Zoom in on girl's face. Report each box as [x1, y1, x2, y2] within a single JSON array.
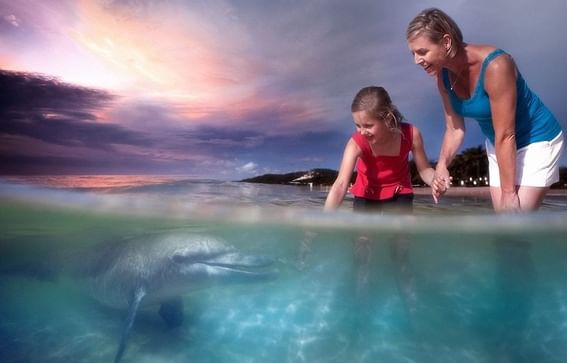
[[352, 111, 390, 145], [407, 34, 448, 76]]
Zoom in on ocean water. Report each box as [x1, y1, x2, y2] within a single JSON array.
[[1, 176, 567, 363]]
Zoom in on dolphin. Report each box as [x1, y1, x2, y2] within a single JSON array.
[[87, 234, 277, 363], [6, 233, 277, 363]]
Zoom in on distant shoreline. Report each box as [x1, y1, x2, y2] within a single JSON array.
[[412, 186, 489, 198], [412, 186, 567, 197]]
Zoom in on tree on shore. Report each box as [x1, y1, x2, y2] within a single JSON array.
[[410, 145, 488, 186], [554, 167, 567, 189], [447, 145, 488, 186]]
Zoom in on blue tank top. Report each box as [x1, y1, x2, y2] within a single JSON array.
[[442, 49, 562, 148]]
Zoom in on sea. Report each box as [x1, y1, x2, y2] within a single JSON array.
[[1, 175, 567, 363]]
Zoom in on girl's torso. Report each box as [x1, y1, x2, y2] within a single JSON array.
[[350, 122, 414, 201]]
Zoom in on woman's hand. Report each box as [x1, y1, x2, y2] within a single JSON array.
[[497, 191, 521, 213], [431, 167, 451, 204]]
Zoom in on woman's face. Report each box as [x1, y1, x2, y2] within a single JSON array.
[[408, 34, 448, 77], [352, 111, 390, 145]]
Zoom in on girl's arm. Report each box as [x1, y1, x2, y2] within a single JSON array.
[[324, 138, 360, 210], [411, 125, 434, 186], [484, 54, 519, 212], [411, 125, 448, 203]]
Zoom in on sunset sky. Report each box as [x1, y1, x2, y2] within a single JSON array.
[[1, 0, 566, 179]]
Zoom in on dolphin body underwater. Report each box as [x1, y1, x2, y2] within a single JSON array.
[[9, 233, 277, 363]]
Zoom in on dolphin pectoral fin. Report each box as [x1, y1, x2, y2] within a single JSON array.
[[114, 286, 146, 363], [159, 296, 184, 328]]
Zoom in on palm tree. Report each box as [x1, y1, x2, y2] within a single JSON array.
[[410, 145, 487, 186], [552, 167, 567, 189], [448, 145, 488, 186]]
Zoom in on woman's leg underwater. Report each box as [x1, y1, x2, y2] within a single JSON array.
[[490, 186, 549, 211]]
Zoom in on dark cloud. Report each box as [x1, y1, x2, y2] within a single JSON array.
[[0, 69, 112, 111], [0, 70, 168, 174], [0, 69, 154, 152], [0, 115, 154, 150]]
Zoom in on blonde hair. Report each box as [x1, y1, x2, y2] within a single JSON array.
[[406, 8, 463, 58], [351, 86, 403, 131]]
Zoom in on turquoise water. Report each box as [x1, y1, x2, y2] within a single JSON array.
[[1, 177, 567, 362]]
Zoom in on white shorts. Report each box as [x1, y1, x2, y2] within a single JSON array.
[[486, 132, 564, 187]]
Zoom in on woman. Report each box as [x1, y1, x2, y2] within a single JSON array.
[[406, 8, 564, 212]]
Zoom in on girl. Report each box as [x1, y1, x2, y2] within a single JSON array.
[[324, 86, 441, 212]]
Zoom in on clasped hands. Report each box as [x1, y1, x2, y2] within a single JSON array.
[[431, 171, 452, 204]]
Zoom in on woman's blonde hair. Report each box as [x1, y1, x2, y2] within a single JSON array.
[[406, 8, 463, 58], [351, 86, 403, 131]]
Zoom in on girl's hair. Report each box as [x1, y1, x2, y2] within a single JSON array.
[[351, 86, 403, 131], [406, 8, 463, 58]]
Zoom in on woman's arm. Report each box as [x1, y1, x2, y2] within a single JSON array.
[[435, 74, 466, 176], [324, 138, 360, 210], [431, 74, 465, 200], [484, 54, 519, 211]]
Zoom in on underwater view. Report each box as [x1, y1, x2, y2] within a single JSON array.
[[1, 176, 567, 363]]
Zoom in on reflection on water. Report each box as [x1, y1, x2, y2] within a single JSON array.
[[1, 182, 567, 362]]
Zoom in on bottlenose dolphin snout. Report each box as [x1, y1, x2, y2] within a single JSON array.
[[175, 249, 277, 281]]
